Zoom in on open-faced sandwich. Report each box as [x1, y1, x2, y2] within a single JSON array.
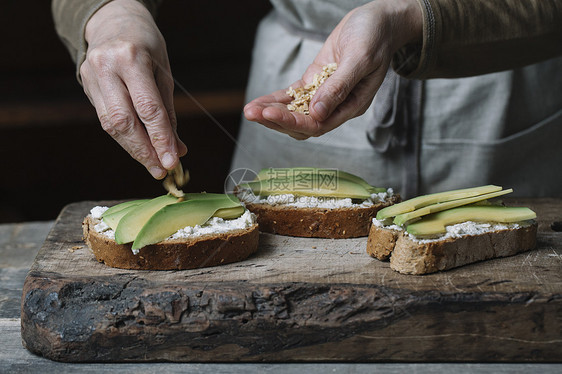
[[83, 193, 259, 270], [367, 185, 537, 275], [235, 167, 401, 238]]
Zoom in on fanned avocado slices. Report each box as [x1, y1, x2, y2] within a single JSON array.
[[254, 167, 387, 194], [406, 206, 537, 237], [376, 185, 504, 221], [103, 201, 148, 231], [392, 189, 513, 226], [114, 195, 181, 244], [132, 197, 245, 251], [102, 199, 148, 218], [242, 176, 371, 200], [373, 185, 536, 238]]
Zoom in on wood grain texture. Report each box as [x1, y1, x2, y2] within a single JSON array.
[[20, 199, 562, 362], [5, 320, 562, 374]]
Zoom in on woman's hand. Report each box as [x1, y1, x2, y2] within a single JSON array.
[[81, 0, 187, 179], [244, 0, 422, 140]]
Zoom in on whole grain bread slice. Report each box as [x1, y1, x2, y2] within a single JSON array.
[[83, 216, 259, 270], [367, 223, 537, 275], [245, 195, 400, 239]]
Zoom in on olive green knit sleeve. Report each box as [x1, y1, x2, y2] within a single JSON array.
[[51, 0, 162, 83], [393, 0, 562, 79]]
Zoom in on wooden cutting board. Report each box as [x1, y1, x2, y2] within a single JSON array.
[[21, 199, 562, 362]]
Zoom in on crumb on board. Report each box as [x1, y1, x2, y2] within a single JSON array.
[[286, 63, 337, 115], [68, 246, 83, 253]]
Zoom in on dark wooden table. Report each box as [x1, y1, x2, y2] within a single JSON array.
[[2, 199, 562, 372]]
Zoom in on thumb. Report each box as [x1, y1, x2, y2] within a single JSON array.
[[309, 60, 365, 122]]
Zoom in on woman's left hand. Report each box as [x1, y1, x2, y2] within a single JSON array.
[[244, 0, 422, 140]]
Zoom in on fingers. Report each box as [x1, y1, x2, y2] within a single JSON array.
[[81, 46, 183, 179], [122, 59, 180, 170], [245, 102, 309, 140], [244, 92, 316, 140], [308, 57, 372, 122], [96, 70, 168, 179], [155, 67, 188, 158], [80, 0, 183, 180], [244, 65, 386, 139], [313, 68, 388, 135]]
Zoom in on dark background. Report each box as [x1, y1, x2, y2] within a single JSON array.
[[0, 0, 272, 223]]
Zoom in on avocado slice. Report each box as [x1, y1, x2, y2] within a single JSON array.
[[376, 185, 504, 221], [115, 194, 180, 244], [255, 167, 386, 194], [406, 205, 536, 237], [102, 195, 234, 230], [241, 176, 371, 200], [131, 198, 245, 251], [102, 203, 146, 231], [214, 206, 246, 219], [393, 188, 513, 226], [183, 192, 238, 201], [101, 199, 148, 218]]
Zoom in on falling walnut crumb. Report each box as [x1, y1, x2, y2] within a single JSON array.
[[68, 246, 83, 253], [163, 162, 190, 198], [286, 63, 337, 115]]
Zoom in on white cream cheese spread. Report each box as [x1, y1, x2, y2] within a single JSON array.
[[372, 217, 530, 243], [89, 206, 256, 242], [169, 210, 255, 239], [237, 188, 394, 209]]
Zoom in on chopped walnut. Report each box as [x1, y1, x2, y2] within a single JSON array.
[[286, 63, 337, 115], [163, 162, 190, 198]]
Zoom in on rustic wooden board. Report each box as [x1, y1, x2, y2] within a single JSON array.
[[21, 199, 562, 362]]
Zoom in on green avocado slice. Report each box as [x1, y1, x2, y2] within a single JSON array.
[[241, 176, 371, 200], [102, 203, 147, 231], [405, 205, 536, 237], [255, 167, 386, 194], [183, 193, 239, 201], [131, 198, 245, 251], [102, 195, 233, 230], [393, 188, 513, 226], [115, 194, 180, 244], [376, 185, 504, 221], [214, 206, 246, 219], [101, 199, 149, 219]]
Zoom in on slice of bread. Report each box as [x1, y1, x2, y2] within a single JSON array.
[[367, 222, 537, 275], [244, 195, 401, 238], [83, 216, 259, 270]]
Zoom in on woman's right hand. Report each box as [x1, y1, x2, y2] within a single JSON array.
[[81, 0, 187, 179]]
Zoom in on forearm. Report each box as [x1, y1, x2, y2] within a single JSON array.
[[51, 0, 162, 83], [394, 0, 562, 78]]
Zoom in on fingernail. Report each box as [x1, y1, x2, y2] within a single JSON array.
[[149, 166, 165, 179], [162, 152, 175, 169], [313, 101, 328, 120]]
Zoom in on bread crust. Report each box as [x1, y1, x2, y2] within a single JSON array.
[[367, 222, 538, 275], [366, 225, 402, 260], [244, 195, 401, 238], [82, 216, 259, 270]]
